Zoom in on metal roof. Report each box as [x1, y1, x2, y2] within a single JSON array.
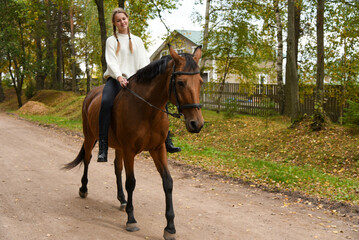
[[176, 30, 203, 45]]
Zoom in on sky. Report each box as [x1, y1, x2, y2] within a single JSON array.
[[146, 0, 206, 55]]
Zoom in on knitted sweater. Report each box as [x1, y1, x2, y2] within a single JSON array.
[[103, 33, 150, 80]]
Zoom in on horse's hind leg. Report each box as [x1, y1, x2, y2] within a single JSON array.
[[123, 152, 139, 232], [114, 149, 127, 211], [150, 147, 176, 240], [79, 138, 96, 198]]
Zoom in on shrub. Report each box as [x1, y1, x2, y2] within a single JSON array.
[[343, 99, 359, 128], [25, 81, 36, 100]]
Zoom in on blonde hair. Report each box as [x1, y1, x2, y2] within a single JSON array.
[[112, 8, 133, 54]]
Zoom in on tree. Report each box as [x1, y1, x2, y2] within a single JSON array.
[[199, 0, 211, 73], [273, 0, 285, 114], [118, 0, 125, 8], [311, 0, 325, 131], [0, 0, 31, 107], [94, 0, 107, 81], [0, 72, 4, 102], [30, 0, 48, 90], [45, 0, 57, 88], [70, 0, 77, 92], [285, 0, 300, 121], [55, 3, 64, 90]]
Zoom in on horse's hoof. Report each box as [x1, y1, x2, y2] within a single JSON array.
[[163, 230, 176, 240], [79, 189, 88, 198], [119, 203, 127, 212], [126, 223, 140, 232]]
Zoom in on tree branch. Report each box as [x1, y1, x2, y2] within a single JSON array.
[[150, 0, 171, 33]]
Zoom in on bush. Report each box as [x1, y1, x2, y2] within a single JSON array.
[[224, 98, 240, 118], [343, 99, 359, 128], [25, 81, 36, 100]]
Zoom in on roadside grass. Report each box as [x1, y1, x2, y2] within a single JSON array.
[[1, 89, 358, 204], [169, 109, 359, 204], [18, 114, 83, 132]]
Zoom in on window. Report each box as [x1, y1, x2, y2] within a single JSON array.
[[160, 50, 169, 58], [175, 49, 184, 54]]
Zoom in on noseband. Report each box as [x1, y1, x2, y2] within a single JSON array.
[[169, 65, 203, 117]]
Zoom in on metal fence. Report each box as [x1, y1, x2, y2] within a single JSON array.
[[200, 83, 351, 122]]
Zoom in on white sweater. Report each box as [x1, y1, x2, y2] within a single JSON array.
[[103, 33, 150, 80]]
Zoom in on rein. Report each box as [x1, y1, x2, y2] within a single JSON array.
[[124, 64, 202, 119], [124, 86, 182, 118]]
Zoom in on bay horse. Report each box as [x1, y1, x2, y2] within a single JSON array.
[[64, 45, 204, 240]]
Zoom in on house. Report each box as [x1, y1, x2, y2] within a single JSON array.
[[150, 30, 215, 83], [150, 30, 275, 84]]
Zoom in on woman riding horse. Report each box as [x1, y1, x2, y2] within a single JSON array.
[[98, 8, 180, 162]]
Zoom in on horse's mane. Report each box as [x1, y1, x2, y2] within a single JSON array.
[[131, 53, 199, 84]]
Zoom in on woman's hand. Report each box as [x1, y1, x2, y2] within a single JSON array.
[[117, 76, 128, 87]]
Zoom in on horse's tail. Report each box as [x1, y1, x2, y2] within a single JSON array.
[[62, 144, 85, 170]]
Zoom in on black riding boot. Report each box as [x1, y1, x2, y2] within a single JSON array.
[[165, 131, 181, 153], [98, 139, 108, 162]]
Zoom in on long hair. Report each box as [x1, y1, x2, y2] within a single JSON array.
[[112, 8, 133, 54]]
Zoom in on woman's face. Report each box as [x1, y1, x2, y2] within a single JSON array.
[[114, 12, 129, 34]]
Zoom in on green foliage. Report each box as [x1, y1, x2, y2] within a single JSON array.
[[201, 0, 274, 84], [343, 99, 359, 128], [25, 80, 36, 100], [224, 98, 240, 118]]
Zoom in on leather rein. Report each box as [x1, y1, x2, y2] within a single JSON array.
[[124, 64, 202, 119]]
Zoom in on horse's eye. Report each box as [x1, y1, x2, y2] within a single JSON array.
[[177, 81, 185, 87]]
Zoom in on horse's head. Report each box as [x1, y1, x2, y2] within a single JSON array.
[[168, 45, 205, 133]]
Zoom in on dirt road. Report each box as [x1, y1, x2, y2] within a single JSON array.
[[0, 112, 358, 240]]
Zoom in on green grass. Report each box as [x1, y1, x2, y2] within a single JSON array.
[[18, 114, 83, 132], [173, 139, 359, 203], [169, 109, 359, 204]]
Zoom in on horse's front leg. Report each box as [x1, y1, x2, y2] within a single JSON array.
[[114, 149, 127, 211], [150, 146, 176, 240], [123, 151, 139, 232]]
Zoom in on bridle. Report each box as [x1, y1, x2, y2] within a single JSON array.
[[124, 63, 202, 119], [169, 64, 202, 117]]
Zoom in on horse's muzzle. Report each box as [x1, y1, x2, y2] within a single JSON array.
[[186, 119, 204, 133]]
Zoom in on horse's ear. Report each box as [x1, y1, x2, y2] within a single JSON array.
[[168, 44, 183, 64], [193, 45, 202, 64]]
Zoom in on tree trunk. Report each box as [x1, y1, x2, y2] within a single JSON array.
[[274, 0, 284, 114], [285, 0, 299, 121], [70, 2, 77, 92], [118, 0, 125, 8], [199, 0, 210, 74], [7, 53, 23, 108], [311, 0, 325, 131], [35, 33, 45, 90], [94, 0, 107, 82], [55, 4, 63, 90], [0, 72, 5, 102], [85, 49, 91, 94], [294, 0, 302, 66], [216, 53, 231, 113], [45, 0, 56, 88]]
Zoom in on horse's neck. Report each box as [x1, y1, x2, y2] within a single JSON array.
[[132, 66, 172, 108]]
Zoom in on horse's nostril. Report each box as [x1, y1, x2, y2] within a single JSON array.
[[190, 121, 197, 129]]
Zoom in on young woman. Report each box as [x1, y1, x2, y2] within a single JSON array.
[[98, 8, 180, 162]]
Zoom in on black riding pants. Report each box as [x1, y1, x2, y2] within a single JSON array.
[[99, 77, 123, 140]]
